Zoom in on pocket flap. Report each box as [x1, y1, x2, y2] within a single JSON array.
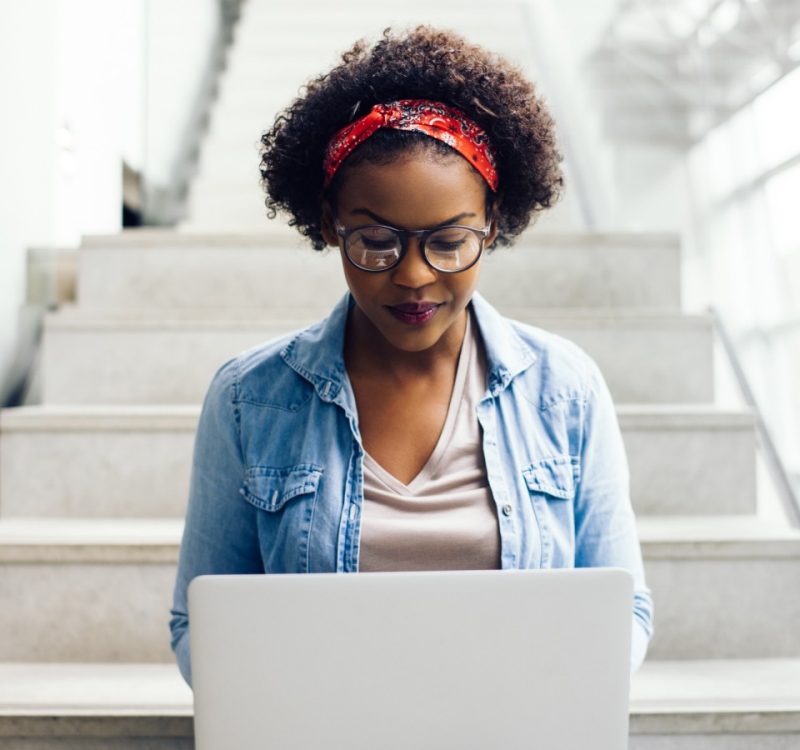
[[522, 456, 578, 500], [241, 464, 323, 511]]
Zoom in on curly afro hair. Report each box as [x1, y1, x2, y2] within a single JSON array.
[[259, 25, 563, 250]]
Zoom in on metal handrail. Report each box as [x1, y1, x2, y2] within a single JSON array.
[[709, 305, 800, 527]]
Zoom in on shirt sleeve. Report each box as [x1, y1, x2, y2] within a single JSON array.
[[573, 357, 654, 674], [168, 358, 264, 688]]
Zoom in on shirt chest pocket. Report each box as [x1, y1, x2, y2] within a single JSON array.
[[241, 464, 323, 511], [522, 456, 579, 568], [239, 465, 324, 573]]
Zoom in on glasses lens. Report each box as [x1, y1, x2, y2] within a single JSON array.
[[345, 227, 401, 270], [425, 227, 482, 271]]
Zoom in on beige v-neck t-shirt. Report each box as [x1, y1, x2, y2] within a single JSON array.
[[358, 310, 502, 572]]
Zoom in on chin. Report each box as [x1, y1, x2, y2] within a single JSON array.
[[380, 326, 445, 353]]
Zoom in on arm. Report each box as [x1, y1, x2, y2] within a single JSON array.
[[169, 358, 264, 688], [573, 357, 654, 674]]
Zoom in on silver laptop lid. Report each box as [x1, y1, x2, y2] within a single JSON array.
[[189, 568, 633, 750]]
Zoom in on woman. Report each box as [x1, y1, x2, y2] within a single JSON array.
[[169, 25, 653, 687]]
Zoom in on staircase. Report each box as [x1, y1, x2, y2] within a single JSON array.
[[2, 1, 800, 748], [3, 226, 800, 747]]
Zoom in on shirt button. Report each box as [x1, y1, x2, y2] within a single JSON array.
[[502, 504, 513, 517]]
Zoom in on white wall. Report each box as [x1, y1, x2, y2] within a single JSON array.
[[0, 1, 61, 395], [686, 69, 800, 471], [143, 0, 220, 190], [53, 0, 145, 245], [525, 0, 622, 231], [0, 0, 222, 402], [529, 0, 692, 239]]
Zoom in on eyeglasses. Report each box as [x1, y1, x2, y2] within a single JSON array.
[[333, 218, 492, 273]]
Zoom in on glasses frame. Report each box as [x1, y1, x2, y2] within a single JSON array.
[[333, 218, 493, 274]]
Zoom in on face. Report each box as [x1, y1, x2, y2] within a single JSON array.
[[320, 150, 498, 355]]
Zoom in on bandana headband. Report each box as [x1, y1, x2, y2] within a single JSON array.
[[323, 99, 499, 192]]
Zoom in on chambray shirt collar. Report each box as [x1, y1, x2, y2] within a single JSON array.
[[469, 290, 538, 395], [280, 290, 538, 403], [279, 292, 354, 405]]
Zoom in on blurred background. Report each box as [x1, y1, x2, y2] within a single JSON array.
[[2, 0, 799, 487]]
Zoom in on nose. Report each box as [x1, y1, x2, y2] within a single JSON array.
[[390, 237, 437, 289]]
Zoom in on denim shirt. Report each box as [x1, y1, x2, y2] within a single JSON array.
[[169, 291, 654, 687]]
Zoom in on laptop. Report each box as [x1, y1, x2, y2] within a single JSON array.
[[188, 568, 633, 749]]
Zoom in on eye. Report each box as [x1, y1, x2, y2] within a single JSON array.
[[429, 238, 467, 252], [428, 228, 472, 253], [361, 236, 398, 250], [352, 227, 398, 251]]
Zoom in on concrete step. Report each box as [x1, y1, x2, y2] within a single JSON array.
[[628, 658, 800, 747], [175, 197, 281, 231], [221, 48, 342, 79], [230, 30, 531, 63], [211, 77, 326, 110], [0, 406, 195, 519], [221, 35, 531, 75], [0, 663, 194, 749], [200, 110, 282, 144], [238, 4, 522, 24], [191, 129, 269, 170], [193, 139, 268, 174], [214, 45, 528, 105], [192, 130, 266, 163], [41, 308, 713, 405], [227, 58, 560, 101], [179, 191, 279, 232], [0, 404, 756, 519], [77, 230, 682, 312], [639, 515, 800, 659], [193, 122, 288, 158], [182, 194, 578, 232], [0, 518, 180, 662], [179, 204, 294, 232], [1, 516, 799, 662], [192, 97, 303, 124], [242, 0, 518, 10], [231, 13, 529, 42], [186, 172, 273, 196], [1, 659, 798, 748]]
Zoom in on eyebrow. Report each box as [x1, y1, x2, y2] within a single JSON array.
[[348, 208, 477, 228]]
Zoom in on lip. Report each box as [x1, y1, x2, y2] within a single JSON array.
[[386, 302, 442, 325]]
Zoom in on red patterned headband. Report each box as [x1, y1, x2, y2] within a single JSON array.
[[323, 99, 499, 191]]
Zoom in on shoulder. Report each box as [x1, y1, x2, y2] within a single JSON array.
[[504, 316, 600, 408], [508, 317, 597, 380], [471, 293, 602, 409], [204, 325, 319, 411]]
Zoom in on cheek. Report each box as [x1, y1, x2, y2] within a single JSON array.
[[449, 269, 480, 301], [342, 264, 383, 303]]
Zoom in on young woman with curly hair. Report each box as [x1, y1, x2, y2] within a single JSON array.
[[170, 24, 653, 689]]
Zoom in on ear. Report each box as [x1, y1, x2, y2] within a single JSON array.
[[320, 200, 339, 247], [485, 197, 501, 246]]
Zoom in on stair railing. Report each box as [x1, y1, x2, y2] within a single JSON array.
[[142, 0, 245, 225], [710, 305, 800, 527]]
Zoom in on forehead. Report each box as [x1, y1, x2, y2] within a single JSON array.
[[333, 151, 488, 228]]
